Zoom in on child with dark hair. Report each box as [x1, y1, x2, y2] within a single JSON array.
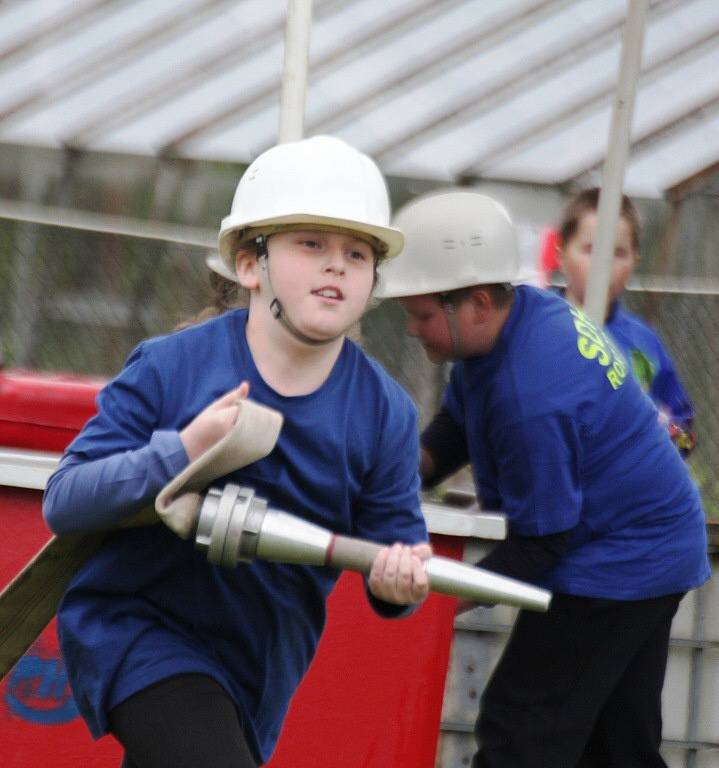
[[557, 187, 696, 456]]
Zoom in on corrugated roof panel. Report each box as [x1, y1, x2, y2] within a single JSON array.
[[183, 0, 514, 160], [0, 0, 196, 111], [90, 0, 421, 155], [182, 102, 282, 162], [475, 0, 719, 188], [334, 0, 618, 158], [0, 0, 717, 196], [0, 0, 101, 52], [626, 110, 719, 196], [0, 0, 286, 150], [380, 9, 627, 178], [569, 41, 719, 186], [456, 3, 719, 180]]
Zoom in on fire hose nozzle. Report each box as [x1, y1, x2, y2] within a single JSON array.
[[194, 483, 551, 612]]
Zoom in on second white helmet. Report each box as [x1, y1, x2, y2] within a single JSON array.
[[375, 189, 521, 299], [218, 135, 403, 271]]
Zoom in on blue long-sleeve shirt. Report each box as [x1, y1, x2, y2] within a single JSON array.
[[441, 287, 708, 600], [606, 300, 696, 454], [43, 309, 427, 762]]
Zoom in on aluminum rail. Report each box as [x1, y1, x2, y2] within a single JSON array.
[[0, 446, 506, 540]]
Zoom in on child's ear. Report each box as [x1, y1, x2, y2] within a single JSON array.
[[469, 287, 492, 323], [235, 250, 260, 290]]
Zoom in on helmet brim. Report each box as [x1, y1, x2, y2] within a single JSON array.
[[206, 253, 239, 282], [218, 213, 404, 270], [375, 268, 542, 299]]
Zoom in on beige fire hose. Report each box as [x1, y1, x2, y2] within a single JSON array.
[[155, 400, 283, 537], [0, 399, 283, 680]]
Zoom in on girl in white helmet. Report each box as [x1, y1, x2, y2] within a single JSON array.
[[377, 188, 709, 768], [43, 136, 430, 768]]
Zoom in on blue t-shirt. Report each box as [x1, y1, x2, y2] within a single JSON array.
[[442, 286, 709, 600], [44, 309, 426, 762], [607, 300, 694, 430]]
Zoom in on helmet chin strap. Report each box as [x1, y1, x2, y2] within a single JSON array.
[[255, 235, 343, 347], [439, 293, 464, 359]]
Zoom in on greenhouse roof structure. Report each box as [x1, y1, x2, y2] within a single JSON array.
[[1, 0, 718, 198]]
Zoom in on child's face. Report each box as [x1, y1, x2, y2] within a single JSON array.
[[559, 211, 638, 307], [264, 228, 375, 340], [400, 294, 451, 363]]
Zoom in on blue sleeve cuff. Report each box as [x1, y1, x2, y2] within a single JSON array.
[[44, 431, 191, 535], [148, 430, 190, 481]]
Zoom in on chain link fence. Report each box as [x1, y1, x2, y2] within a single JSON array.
[[625, 289, 719, 517], [0, 219, 230, 374], [0, 206, 716, 516]]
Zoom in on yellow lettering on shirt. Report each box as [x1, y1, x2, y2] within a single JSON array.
[[577, 336, 610, 366], [568, 306, 627, 389]]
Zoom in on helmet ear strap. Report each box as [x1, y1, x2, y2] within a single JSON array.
[[439, 292, 463, 358], [255, 235, 341, 348]]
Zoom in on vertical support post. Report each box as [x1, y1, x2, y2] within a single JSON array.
[[584, 0, 649, 325], [278, 0, 314, 143], [684, 585, 706, 768]]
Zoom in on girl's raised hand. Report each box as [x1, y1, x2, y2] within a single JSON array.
[[180, 382, 250, 462]]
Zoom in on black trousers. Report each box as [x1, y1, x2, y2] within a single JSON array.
[[473, 592, 683, 768], [109, 674, 259, 768]]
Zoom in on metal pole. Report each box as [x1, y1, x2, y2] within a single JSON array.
[[584, 0, 649, 325], [684, 586, 707, 768], [278, 0, 313, 143]]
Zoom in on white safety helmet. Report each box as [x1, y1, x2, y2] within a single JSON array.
[[375, 189, 521, 299], [218, 135, 403, 271], [206, 252, 238, 282]]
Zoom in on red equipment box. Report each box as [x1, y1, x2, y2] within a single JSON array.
[[0, 370, 458, 768]]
